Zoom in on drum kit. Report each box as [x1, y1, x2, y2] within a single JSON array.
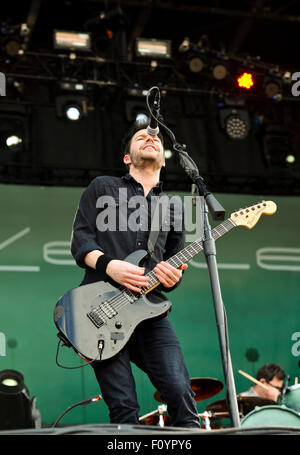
[[139, 374, 300, 430]]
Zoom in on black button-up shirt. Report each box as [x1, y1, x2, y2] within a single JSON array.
[[71, 173, 185, 303]]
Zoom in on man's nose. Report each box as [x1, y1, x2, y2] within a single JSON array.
[[145, 135, 155, 142]]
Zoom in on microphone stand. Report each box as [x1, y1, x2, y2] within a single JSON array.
[[170, 139, 241, 427], [145, 85, 240, 427]]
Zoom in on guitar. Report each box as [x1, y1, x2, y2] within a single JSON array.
[[54, 201, 277, 363]]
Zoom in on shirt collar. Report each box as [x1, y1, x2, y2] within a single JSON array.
[[121, 173, 163, 194]]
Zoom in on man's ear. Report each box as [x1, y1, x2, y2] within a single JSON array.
[[123, 154, 131, 165]]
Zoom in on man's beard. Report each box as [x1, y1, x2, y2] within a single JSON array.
[[130, 152, 163, 170]]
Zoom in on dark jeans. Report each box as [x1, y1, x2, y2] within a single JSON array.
[[92, 315, 200, 428]]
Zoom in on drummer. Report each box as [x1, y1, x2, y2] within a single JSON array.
[[239, 363, 286, 402]]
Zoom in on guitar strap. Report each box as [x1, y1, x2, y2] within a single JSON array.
[[147, 193, 170, 257]]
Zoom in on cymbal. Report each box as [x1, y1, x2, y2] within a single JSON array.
[[206, 395, 276, 416], [154, 377, 224, 403]]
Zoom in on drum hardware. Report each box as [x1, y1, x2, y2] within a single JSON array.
[[139, 404, 169, 427], [154, 377, 224, 404], [206, 396, 276, 417], [157, 404, 168, 427], [198, 411, 212, 430]]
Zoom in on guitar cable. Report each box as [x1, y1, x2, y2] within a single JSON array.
[[55, 339, 100, 370]]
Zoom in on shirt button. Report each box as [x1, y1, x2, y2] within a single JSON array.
[[138, 242, 142, 246]]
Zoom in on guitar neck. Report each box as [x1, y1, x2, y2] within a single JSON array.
[[144, 217, 237, 293]]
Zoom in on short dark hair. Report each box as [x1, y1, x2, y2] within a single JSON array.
[[256, 363, 286, 382], [122, 121, 164, 157]]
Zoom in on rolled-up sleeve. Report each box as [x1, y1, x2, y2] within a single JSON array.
[[71, 179, 104, 268]]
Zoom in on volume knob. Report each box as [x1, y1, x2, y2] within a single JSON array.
[[115, 321, 122, 329]]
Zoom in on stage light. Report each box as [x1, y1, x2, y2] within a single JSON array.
[[0, 117, 25, 153], [178, 37, 190, 53], [65, 105, 81, 121], [6, 135, 23, 149], [53, 30, 91, 52], [212, 63, 228, 80], [55, 95, 88, 121], [264, 78, 281, 99], [135, 112, 149, 124], [286, 154, 295, 164], [3, 38, 21, 57], [219, 108, 250, 140], [188, 56, 206, 73], [0, 370, 37, 430], [164, 149, 173, 159], [237, 72, 254, 90], [135, 38, 171, 59]]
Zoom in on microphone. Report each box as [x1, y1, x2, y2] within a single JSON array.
[[146, 89, 161, 136]]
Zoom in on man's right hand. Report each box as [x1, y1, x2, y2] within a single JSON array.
[[106, 260, 150, 293]]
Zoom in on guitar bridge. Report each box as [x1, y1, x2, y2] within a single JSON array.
[[87, 311, 105, 328]]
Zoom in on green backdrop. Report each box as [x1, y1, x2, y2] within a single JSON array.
[[0, 183, 299, 426]]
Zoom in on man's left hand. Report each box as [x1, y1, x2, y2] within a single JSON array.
[[154, 261, 188, 288]]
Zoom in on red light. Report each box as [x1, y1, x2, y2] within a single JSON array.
[[237, 72, 254, 89]]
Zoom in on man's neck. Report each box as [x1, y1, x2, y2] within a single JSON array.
[[129, 167, 160, 195]]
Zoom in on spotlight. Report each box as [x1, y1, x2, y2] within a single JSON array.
[[0, 369, 38, 430], [220, 108, 250, 140], [135, 112, 149, 124], [0, 116, 25, 153], [264, 78, 281, 99], [212, 63, 228, 80], [3, 38, 21, 57], [178, 37, 190, 53], [65, 105, 81, 121], [55, 95, 88, 121], [135, 38, 171, 59], [6, 134, 22, 149], [125, 100, 149, 122], [237, 72, 254, 90], [188, 56, 206, 73], [164, 149, 173, 159], [286, 154, 295, 164], [53, 30, 91, 52]]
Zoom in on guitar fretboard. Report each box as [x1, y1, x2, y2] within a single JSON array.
[[141, 217, 236, 293]]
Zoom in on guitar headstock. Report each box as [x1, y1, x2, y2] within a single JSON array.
[[230, 201, 277, 229]]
